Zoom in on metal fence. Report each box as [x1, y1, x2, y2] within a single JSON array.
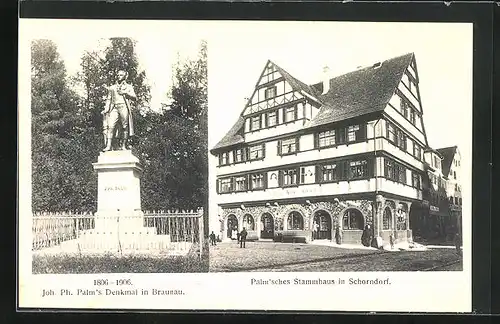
[[32, 209, 205, 256]]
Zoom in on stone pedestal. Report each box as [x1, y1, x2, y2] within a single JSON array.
[[84, 150, 170, 253]]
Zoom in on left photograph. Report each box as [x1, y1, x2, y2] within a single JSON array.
[[29, 36, 209, 273]]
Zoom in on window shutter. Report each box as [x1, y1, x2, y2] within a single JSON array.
[[231, 177, 236, 192], [278, 170, 283, 187], [295, 137, 300, 152], [360, 123, 367, 141], [216, 179, 220, 194], [281, 108, 285, 124], [315, 165, 321, 183], [277, 140, 282, 155], [245, 147, 249, 161], [263, 172, 268, 189], [314, 133, 319, 149], [369, 158, 375, 177], [262, 143, 266, 158], [246, 174, 250, 191], [218, 154, 222, 166]]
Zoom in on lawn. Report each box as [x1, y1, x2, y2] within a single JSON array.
[[33, 243, 210, 274], [209, 241, 462, 272]]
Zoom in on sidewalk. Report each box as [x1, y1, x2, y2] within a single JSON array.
[[308, 239, 377, 251]]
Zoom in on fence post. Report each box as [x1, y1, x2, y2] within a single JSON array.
[[198, 207, 204, 259]]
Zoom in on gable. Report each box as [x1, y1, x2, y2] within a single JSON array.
[[243, 61, 320, 116]]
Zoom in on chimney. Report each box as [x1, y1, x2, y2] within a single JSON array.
[[322, 66, 330, 94]]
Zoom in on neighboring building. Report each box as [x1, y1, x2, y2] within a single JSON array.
[[210, 53, 459, 246], [412, 146, 462, 241]]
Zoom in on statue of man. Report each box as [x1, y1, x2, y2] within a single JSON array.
[[102, 70, 137, 151]]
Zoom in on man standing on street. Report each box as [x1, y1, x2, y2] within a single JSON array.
[[240, 227, 248, 248]]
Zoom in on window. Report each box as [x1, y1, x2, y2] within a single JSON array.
[[449, 196, 454, 203], [243, 214, 255, 231], [284, 105, 297, 122], [382, 207, 392, 230], [409, 109, 416, 125], [400, 100, 409, 119], [397, 129, 407, 150], [235, 176, 247, 192], [320, 163, 338, 182], [251, 115, 261, 131], [387, 123, 397, 143], [349, 160, 369, 179], [385, 159, 406, 184], [454, 171, 457, 180], [267, 110, 278, 127], [265, 86, 276, 99], [318, 130, 336, 148], [248, 144, 264, 160], [219, 152, 229, 166], [343, 209, 364, 230], [233, 148, 245, 163], [279, 137, 299, 155], [347, 125, 361, 142], [281, 168, 298, 186], [287, 211, 304, 230], [219, 178, 232, 193], [459, 198, 462, 206], [412, 171, 421, 189], [413, 143, 422, 160], [454, 197, 459, 205], [300, 167, 307, 184], [250, 173, 265, 190]]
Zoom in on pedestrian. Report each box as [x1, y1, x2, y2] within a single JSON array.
[[236, 231, 241, 243], [240, 227, 248, 248], [389, 231, 395, 250], [335, 225, 342, 245], [209, 231, 216, 246], [454, 232, 462, 255], [312, 221, 319, 241]]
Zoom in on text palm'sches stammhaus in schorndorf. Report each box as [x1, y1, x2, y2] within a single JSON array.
[[209, 53, 462, 246]]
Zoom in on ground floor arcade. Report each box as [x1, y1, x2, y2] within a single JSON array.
[[217, 194, 417, 246]]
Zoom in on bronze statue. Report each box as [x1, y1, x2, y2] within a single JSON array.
[[102, 70, 137, 151]]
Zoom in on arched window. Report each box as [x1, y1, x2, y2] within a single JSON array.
[[343, 209, 364, 230], [287, 211, 304, 230], [243, 214, 255, 231], [382, 207, 392, 230], [396, 203, 408, 230]]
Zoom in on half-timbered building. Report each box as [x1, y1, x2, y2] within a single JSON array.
[[210, 53, 455, 246]]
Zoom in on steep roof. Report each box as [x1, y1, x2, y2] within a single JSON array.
[[436, 146, 457, 177], [305, 53, 413, 128], [211, 53, 414, 152]]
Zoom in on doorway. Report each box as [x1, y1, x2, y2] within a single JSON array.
[[313, 210, 332, 240], [260, 213, 274, 239]]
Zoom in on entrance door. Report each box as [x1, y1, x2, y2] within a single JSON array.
[[227, 215, 238, 240], [260, 213, 274, 239], [313, 211, 332, 240]]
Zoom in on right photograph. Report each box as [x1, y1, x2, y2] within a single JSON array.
[[207, 22, 471, 273]]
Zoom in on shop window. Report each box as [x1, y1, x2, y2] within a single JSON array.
[[343, 209, 364, 230], [287, 211, 304, 230], [243, 214, 255, 231]]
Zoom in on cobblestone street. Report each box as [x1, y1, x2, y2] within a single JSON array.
[[209, 241, 463, 272]]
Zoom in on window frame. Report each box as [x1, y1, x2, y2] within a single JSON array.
[[248, 144, 265, 161], [278, 137, 300, 156]]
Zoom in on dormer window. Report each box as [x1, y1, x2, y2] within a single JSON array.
[[265, 86, 277, 99]]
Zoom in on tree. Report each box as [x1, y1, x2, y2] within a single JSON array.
[[136, 41, 208, 212], [31, 39, 93, 212]]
